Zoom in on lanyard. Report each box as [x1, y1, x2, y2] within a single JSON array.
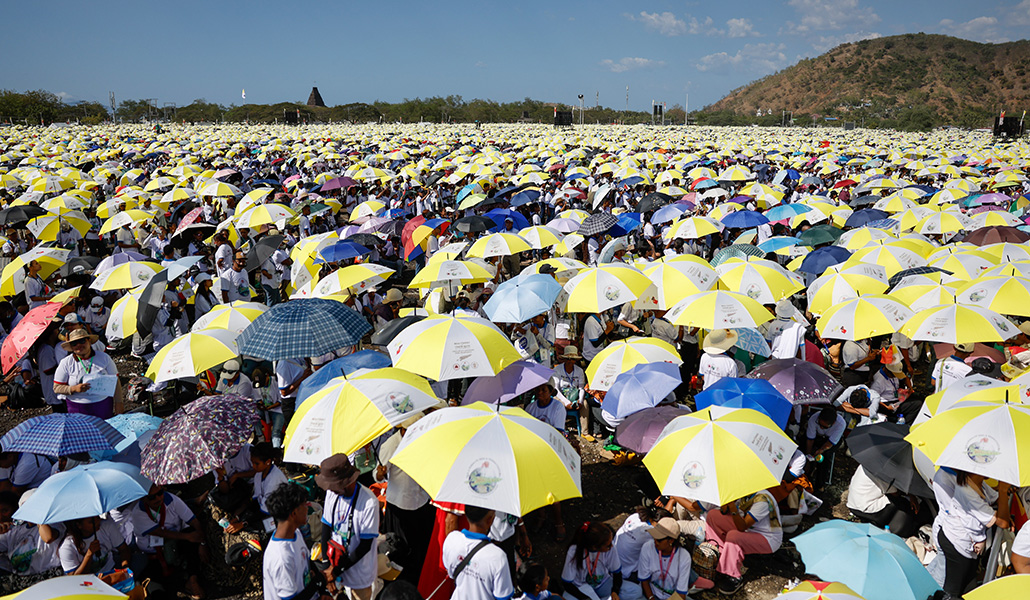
[[585, 552, 601, 578], [656, 548, 675, 586], [331, 486, 360, 544], [75, 354, 94, 375]]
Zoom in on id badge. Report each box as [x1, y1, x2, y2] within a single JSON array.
[[263, 517, 275, 533]]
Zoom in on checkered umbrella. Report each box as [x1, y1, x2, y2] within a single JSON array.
[[141, 394, 258, 484], [0, 414, 124, 457], [577, 212, 618, 237], [236, 298, 371, 360]]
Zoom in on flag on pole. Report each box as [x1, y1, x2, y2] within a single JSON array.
[[242, 89, 246, 100]]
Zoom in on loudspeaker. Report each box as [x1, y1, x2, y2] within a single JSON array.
[[554, 111, 573, 127]]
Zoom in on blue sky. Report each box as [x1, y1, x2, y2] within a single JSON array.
[[6, 0, 1029, 112]]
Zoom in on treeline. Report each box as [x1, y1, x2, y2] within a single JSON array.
[[0, 90, 109, 125]]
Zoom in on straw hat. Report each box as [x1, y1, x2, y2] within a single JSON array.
[[703, 329, 738, 354], [560, 345, 581, 359], [60, 328, 98, 352], [385, 288, 403, 303]]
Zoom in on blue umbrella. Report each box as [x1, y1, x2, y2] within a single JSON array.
[[462, 360, 554, 405], [720, 210, 769, 229], [90, 413, 164, 466], [797, 246, 852, 275], [456, 183, 481, 205], [1, 414, 124, 457], [772, 168, 800, 184], [694, 377, 791, 429], [296, 350, 393, 406], [237, 298, 372, 360], [482, 273, 562, 323], [314, 240, 372, 264], [605, 363, 682, 419], [610, 212, 643, 237], [794, 520, 940, 600], [13, 462, 151, 524], [485, 209, 530, 232], [757, 236, 803, 253], [764, 203, 812, 221], [651, 204, 689, 225], [510, 188, 542, 207], [732, 328, 772, 358], [844, 208, 889, 228]]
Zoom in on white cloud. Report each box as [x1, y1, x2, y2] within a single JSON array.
[[784, 0, 880, 33], [811, 30, 882, 53], [726, 18, 759, 38], [696, 43, 789, 73], [687, 16, 715, 34], [630, 11, 686, 36], [1013, 0, 1030, 25], [938, 16, 1009, 43], [600, 57, 666, 73]]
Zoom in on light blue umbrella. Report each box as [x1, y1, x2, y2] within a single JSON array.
[[757, 236, 803, 253], [13, 462, 151, 524], [296, 349, 393, 406], [605, 362, 682, 419], [731, 327, 771, 357], [794, 520, 940, 600], [481, 273, 562, 323], [764, 203, 812, 221], [651, 204, 689, 225], [90, 413, 164, 466]]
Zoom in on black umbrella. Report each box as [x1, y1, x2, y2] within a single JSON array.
[[247, 235, 284, 271], [0, 206, 46, 226], [637, 192, 674, 214], [136, 270, 170, 337], [370, 315, 426, 346], [168, 223, 216, 249], [849, 194, 880, 208], [345, 233, 381, 247], [578, 212, 618, 237], [58, 256, 102, 277], [452, 215, 496, 234], [846, 422, 933, 498], [887, 266, 953, 289]]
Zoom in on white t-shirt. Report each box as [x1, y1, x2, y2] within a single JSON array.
[[835, 385, 882, 427], [442, 530, 514, 600], [738, 491, 782, 551], [321, 486, 380, 589], [842, 341, 871, 372], [129, 493, 197, 553], [636, 540, 692, 599], [614, 513, 652, 577], [53, 351, 119, 405], [58, 518, 123, 574], [0, 522, 60, 575], [699, 352, 739, 390], [526, 398, 566, 430], [220, 268, 251, 302], [561, 545, 622, 590], [276, 359, 306, 400], [805, 412, 847, 445], [263, 529, 312, 600], [847, 465, 896, 514], [254, 465, 289, 515], [582, 315, 608, 361], [933, 357, 973, 393], [1012, 523, 1030, 559], [933, 469, 997, 559]]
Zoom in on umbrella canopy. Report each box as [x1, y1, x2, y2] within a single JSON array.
[[4, 575, 127, 600], [192, 301, 268, 335], [1, 414, 124, 457], [665, 290, 773, 330], [144, 329, 240, 383], [604, 362, 682, 419], [614, 405, 692, 454], [964, 225, 1030, 246], [295, 350, 393, 405], [389, 402, 582, 516], [899, 303, 1017, 344], [746, 358, 842, 405], [634, 260, 718, 310], [482, 273, 563, 323], [798, 246, 853, 275], [793, 520, 940, 600], [90, 261, 163, 291], [284, 367, 440, 463], [963, 574, 1030, 600], [775, 581, 866, 600], [846, 422, 932, 498], [369, 315, 426, 347], [586, 336, 681, 391], [643, 406, 797, 506], [246, 234, 286, 271], [462, 360, 554, 405], [387, 315, 521, 381], [578, 212, 619, 237], [1, 301, 62, 374], [816, 295, 914, 341], [562, 264, 654, 313], [237, 298, 371, 360], [694, 377, 792, 429], [13, 462, 151, 524], [141, 394, 259, 484]]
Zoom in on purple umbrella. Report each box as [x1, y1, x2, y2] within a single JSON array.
[[605, 363, 682, 419], [746, 358, 842, 405], [615, 405, 691, 453], [461, 361, 554, 405], [320, 176, 356, 191]]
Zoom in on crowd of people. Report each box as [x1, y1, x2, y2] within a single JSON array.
[[0, 122, 1027, 600]]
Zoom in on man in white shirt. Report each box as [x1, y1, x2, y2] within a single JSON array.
[[221, 252, 251, 303], [846, 465, 918, 537], [698, 329, 741, 390], [263, 481, 319, 600], [932, 343, 974, 393], [317, 454, 379, 600], [804, 407, 846, 488], [442, 505, 513, 600]]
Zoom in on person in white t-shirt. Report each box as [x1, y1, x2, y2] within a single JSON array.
[[130, 485, 207, 598], [561, 521, 622, 600], [317, 454, 379, 600], [638, 518, 698, 600], [1012, 522, 1030, 574], [582, 313, 613, 362], [220, 252, 251, 303], [703, 491, 782, 595], [263, 481, 324, 600], [443, 505, 513, 600], [57, 516, 128, 575], [0, 491, 62, 588], [846, 465, 918, 537], [698, 330, 741, 390], [932, 344, 974, 393], [526, 385, 567, 431]]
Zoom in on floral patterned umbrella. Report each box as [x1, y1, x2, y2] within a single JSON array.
[[141, 394, 258, 484]]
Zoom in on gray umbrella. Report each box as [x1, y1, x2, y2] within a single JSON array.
[[578, 212, 618, 237]]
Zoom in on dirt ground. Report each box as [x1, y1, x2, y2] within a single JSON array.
[[0, 351, 863, 600]]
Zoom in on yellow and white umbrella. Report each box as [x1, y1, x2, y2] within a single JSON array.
[[408, 260, 493, 289], [916, 211, 972, 235], [816, 295, 913, 341], [585, 336, 681, 391], [715, 257, 804, 304], [633, 259, 718, 310], [26, 212, 91, 241], [846, 244, 928, 277], [644, 406, 797, 506], [518, 226, 563, 249], [899, 303, 1017, 344], [953, 276, 1030, 317], [99, 210, 152, 235], [105, 287, 143, 340], [0, 247, 69, 298], [145, 329, 240, 383], [890, 284, 956, 312], [3, 575, 127, 600], [664, 216, 723, 241], [466, 232, 532, 258], [562, 264, 653, 313], [191, 301, 269, 335], [665, 290, 773, 330], [349, 200, 385, 222], [234, 203, 296, 229], [387, 315, 521, 381], [806, 266, 889, 315], [389, 402, 581, 516], [90, 261, 163, 291], [283, 367, 440, 463]]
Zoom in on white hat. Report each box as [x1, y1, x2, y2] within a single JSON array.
[[954, 342, 975, 354], [775, 300, 794, 319], [703, 329, 738, 354], [195, 273, 213, 283], [222, 359, 241, 373], [90, 297, 104, 307]]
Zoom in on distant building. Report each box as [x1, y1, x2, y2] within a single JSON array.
[[307, 87, 326, 108]]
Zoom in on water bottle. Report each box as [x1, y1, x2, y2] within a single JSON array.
[[897, 414, 906, 425]]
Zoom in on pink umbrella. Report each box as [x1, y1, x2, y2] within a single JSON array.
[[2, 302, 63, 374], [174, 207, 205, 235], [934, 342, 1005, 364]]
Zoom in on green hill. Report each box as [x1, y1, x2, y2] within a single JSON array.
[[704, 33, 1030, 129]]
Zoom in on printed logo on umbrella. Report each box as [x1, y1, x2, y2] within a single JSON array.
[[388, 392, 413, 414], [467, 458, 502, 495], [966, 435, 1001, 464], [603, 285, 620, 302], [681, 461, 706, 490]]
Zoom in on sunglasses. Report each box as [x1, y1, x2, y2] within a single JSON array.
[[70, 339, 89, 347]]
